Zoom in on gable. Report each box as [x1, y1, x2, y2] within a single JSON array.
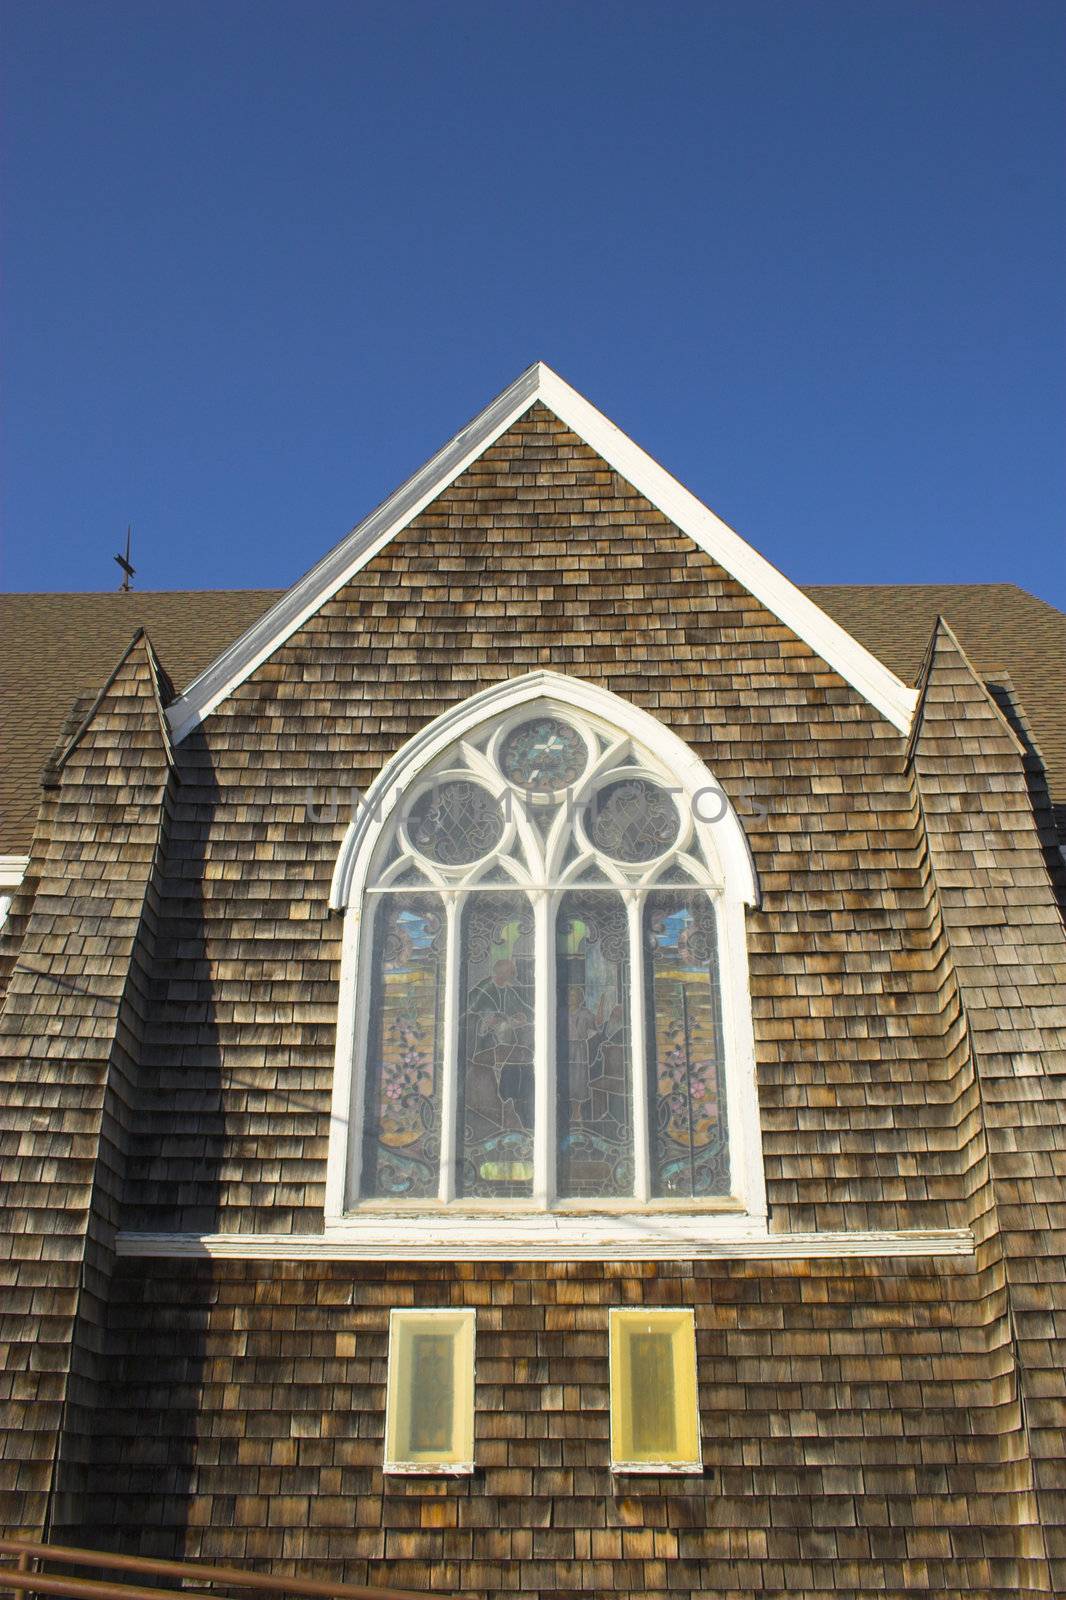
[[202, 405, 908, 800], [163, 363, 918, 742], [110, 415, 971, 1246]]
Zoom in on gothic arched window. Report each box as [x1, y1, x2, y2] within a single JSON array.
[[326, 676, 764, 1250]]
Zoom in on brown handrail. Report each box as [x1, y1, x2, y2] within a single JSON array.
[[3, 1567, 227, 1600], [0, 1540, 439, 1600]]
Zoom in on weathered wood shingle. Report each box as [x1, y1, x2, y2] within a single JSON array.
[[910, 617, 1066, 1592], [69, 1256, 1049, 1597], [0, 632, 175, 1537]]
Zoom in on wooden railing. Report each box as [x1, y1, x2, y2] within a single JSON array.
[[0, 1540, 438, 1600]]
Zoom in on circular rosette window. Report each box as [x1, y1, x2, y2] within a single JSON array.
[[496, 715, 588, 794], [405, 779, 505, 867], [583, 776, 681, 864]]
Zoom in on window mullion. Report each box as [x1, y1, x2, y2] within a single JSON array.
[[437, 892, 462, 1204], [628, 892, 652, 1203], [533, 889, 555, 1206]]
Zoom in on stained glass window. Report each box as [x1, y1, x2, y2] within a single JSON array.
[[586, 778, 680, 862], [555, 892, 634, 1199], [498, 715, 587, 791], [643, 890, 728, 1197], [361, 895, 445, 1199], [351, 701, 744, 1217], [406, 780, 504, 866], [456, 893, 536, 1198]]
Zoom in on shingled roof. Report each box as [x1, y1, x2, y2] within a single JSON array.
[[1, 581, 1063, 856], [807, 582, 1066, 802]]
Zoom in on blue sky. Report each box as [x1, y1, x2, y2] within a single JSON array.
[[3, 1, 1064, 606]]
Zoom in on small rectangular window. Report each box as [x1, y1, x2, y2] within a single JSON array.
[[384, 1309, 475, 1473], [609, 1308, 701, 1472]]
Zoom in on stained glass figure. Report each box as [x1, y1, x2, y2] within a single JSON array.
[[586, 778, 680, 863], [555, 892, 634, 1199], [498, 716, 587, 792], [456, 893, 536, 1198], [361, 895, 445, 1199], [643, 890, 729, 1196], [406, 780, 504, 866]]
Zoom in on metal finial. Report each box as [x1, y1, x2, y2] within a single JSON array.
[[114, 525, 135, 591]]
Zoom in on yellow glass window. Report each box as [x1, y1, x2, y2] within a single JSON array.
[[384, 1309, 475, 1473], [609, 1308, 701, 1472]]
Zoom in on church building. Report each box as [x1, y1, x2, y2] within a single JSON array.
[[2, 363, 1065, 1598]]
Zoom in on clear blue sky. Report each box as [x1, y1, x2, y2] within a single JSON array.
[[3, 1, 1064, 606]]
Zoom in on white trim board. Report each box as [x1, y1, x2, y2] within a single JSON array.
[[114, 1226, 974, 1263], [165, 362, 919, 742], [0, 855, 29, 889]]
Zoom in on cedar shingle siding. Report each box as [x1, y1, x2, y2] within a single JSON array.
[[2, 403, 1066, 1596]]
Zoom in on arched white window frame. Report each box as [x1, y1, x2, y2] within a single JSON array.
[[325, 671, 766, 1257]]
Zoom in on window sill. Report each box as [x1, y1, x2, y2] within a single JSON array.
[[320, 1209, 768, 1259], [384, 1462, 475, 1477], [611, 1461, 705, 1476], [115, 1225, 975, 1263], [344, 1195, 748, 1215]]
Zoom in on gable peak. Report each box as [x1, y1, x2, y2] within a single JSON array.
[[166, 365, 918, 743]]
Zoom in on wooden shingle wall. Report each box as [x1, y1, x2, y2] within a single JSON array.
[[125, 408, 971, 1237], [0, 634, 175, 1537], [910, 620, 1066, 1592], [69, 1257, 1048, 1597]]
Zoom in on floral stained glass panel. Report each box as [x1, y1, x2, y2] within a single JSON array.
[[456, 893, 536, 1198], [555, 892, 634, 1199], [643, 890, 729, 1197], [360, 895, 445, 1199]]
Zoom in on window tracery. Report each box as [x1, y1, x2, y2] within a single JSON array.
[[341, 693, 754, 1218]]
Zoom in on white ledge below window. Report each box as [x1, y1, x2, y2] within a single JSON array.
[[113, 1222, 975, 1262]]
